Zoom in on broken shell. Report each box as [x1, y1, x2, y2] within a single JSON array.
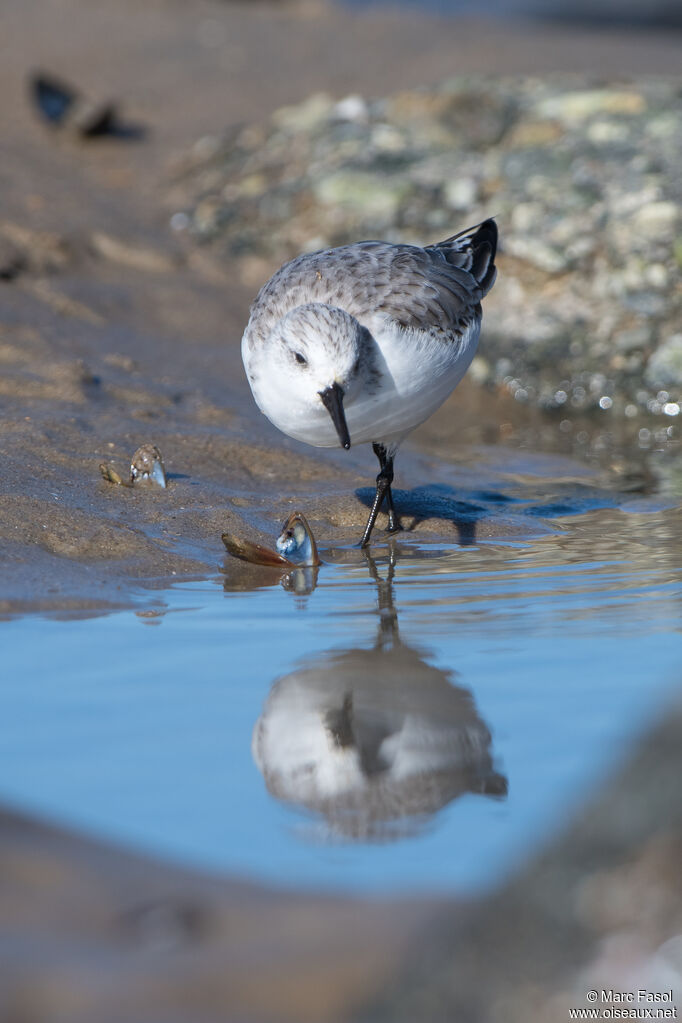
[[221, 534, 293, 567], [100, 443, 167, 488], [99, 463, 131, 487], [130, 444, 167, 488], [276, 512, 320, 567], [222, 511, 321, 568]]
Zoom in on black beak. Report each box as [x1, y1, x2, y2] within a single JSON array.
[[319, 382, 351, 450]]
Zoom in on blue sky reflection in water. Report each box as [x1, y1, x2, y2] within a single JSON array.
[[0, 505, 681, 896]]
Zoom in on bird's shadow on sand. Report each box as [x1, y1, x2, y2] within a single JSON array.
[[354, 483, 515, 546], [355, 480, 630, 545]]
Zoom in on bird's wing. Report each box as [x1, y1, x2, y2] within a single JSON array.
[[428, 218, 497, 298], [245, 220, 497, 341]]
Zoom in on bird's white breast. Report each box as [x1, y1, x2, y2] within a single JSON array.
[[243, 315, 480, 451], [345, 316, 480, 448]]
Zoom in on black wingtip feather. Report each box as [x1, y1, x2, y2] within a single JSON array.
[[464, 219, 498, 295], [433, 217, 498, 295], [471, 218, 498, 259]]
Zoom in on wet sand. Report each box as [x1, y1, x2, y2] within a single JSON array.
[[1, 0, 681, 615]]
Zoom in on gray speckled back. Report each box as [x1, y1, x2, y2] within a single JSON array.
[[244, 220, 497, 347]]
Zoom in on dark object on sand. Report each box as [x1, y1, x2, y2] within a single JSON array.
[[0, 236, 27, 282], [29, 72, 145, 139]]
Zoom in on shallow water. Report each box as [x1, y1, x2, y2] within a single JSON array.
[[1, 470, 681, 896]]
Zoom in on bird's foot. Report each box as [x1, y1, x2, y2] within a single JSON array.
[[385, 516, 403, 535]]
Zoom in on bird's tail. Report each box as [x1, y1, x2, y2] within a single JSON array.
[[431, 218, 498, 297]]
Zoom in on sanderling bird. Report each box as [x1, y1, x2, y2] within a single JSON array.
[[242, 218, 497, 546]]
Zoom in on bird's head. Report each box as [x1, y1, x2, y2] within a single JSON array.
[[267, 303, 367, 449]]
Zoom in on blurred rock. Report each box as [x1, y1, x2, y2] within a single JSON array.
[[646, 334, 682, 389]]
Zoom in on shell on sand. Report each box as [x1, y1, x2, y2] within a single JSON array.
[[222, 511, 321, 568], [221, 534, 294, 567], [276, 511, 321, 567], [130, 443, 167, 488], [100, 442, 167, 488]]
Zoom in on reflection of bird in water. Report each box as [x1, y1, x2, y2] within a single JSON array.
[[252, 550, 507, 840]]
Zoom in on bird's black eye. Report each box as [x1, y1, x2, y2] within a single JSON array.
[[294, 352, 308, 366]]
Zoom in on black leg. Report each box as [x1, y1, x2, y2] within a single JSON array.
[[359, 444, 401, 548], [373, 443, 402, 535], [359, 471, 391, 548], [384, 485, 401, 534]]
